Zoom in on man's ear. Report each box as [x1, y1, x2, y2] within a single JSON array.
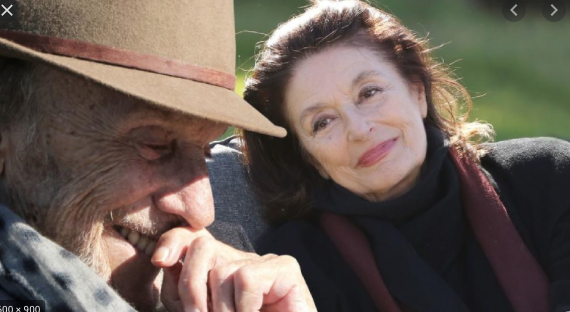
[[0, 127, 13, 177], [0, 130, 6, 176]]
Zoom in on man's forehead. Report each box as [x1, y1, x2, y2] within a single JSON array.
[[127, 102, 191, 124], [123, 102, 229, 145], [123, 100, 224, 131]]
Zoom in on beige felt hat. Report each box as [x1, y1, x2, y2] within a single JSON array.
[[0, 0, 286, 137]]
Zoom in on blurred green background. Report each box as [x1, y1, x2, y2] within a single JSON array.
[[225, 0, 569, 141]]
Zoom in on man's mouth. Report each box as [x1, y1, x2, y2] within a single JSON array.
[[114, 226, 157, 256]]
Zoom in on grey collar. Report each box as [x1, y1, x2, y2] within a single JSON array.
[[0, 204, 136, 312]]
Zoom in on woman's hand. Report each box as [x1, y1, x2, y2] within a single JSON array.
[[151, 227, 317, 312]]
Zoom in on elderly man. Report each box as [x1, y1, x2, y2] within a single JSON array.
[[0, 1, 315, 311]]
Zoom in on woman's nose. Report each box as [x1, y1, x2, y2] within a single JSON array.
[[346, 111, 373, 142]]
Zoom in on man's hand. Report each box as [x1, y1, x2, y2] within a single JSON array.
[[151, 227, 317, 312]]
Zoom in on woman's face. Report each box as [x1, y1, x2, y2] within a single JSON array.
[[285, 46, 428, 201]]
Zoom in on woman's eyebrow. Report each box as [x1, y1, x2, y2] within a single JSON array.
[[298, 70, 387, 124], [300, 103, 328, 124], [351, 70, 385, 89]]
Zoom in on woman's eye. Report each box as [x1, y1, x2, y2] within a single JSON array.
[[359, 86, 383, 101], [312, 117, 333, 134]]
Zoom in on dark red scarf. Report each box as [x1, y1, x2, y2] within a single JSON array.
[[319, 149, 549, 312]]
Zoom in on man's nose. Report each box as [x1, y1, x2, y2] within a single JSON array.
[[346, 110, 373, 142], [153, 159, 215, 229]]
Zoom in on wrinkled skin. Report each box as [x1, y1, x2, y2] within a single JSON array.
[[152, 227, 316, 312], [0, 67, 226, 311], [285, 46, 428, 201], [0, 67, 316, 312]]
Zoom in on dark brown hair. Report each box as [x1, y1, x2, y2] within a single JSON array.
[[240, 0, 493, 223]]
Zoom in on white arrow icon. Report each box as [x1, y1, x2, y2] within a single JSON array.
[[551, 4, 558, 16], [511, 4, 518, 16]]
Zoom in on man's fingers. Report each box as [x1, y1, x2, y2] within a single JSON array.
[[160, 263, 183, 312], [233, 255, 317, 312], [152, 227, 310, 312], [174, 234, 259, 312], [178, 236, 218, 312], [208, 259, 261, 312], [151, 227, 212, 267], [209, 262, 237, 312]]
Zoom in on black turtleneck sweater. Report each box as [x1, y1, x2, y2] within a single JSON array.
[[258, 136, 570, 312]]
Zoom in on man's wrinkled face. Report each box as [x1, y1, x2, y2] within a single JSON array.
[[1, 68, 226, 311]]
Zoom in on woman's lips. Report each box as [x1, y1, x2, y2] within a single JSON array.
[[357, 137, 398, 168]]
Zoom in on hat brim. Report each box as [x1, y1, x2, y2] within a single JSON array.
[[0, 37, 286, 138]]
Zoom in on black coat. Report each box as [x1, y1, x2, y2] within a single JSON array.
[[259, 137, 570, 312]]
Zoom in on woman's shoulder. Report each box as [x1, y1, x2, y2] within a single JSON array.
[[480, 137, 570, 199], [480, 137, 570, 212], [480, 137, 570, 231], [482, 137, 570, 174], [481, 137, 570, 264]]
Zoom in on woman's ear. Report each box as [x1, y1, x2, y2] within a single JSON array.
[[414, 83, 428, 118], [306, 153, 330, 179], [315, 165, 330, 180]]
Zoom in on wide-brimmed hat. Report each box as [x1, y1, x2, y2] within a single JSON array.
[[0, 0, 286, 137]]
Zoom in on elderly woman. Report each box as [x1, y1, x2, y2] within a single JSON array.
[[240, 1, 570, 311]]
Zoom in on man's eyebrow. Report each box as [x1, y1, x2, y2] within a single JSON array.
[[351, 70, 385, 89]]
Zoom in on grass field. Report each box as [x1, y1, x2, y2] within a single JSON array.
[[226, 0, 569, 141]]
